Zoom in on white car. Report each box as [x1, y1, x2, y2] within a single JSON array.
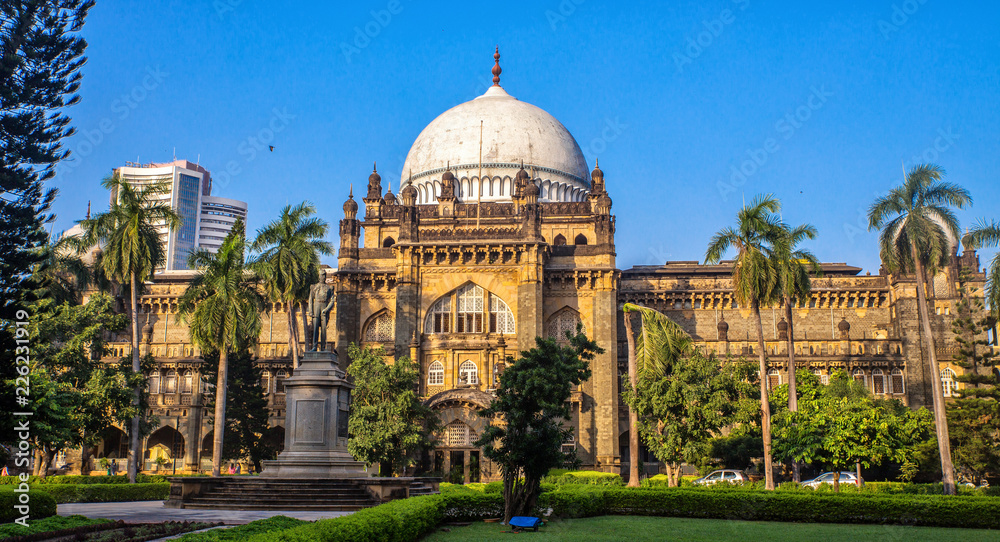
[[693, 469, 749, 485], [802, 471, 860, 488]]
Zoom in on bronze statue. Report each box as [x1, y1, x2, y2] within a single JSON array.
[[307, 282, 335, 351]]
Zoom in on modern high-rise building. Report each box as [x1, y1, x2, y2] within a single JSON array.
[[114, 160, 247, 271]]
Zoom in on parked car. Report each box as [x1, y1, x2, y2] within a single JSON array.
[[693, 469, 749, 485], [802, 471, 860, 488]]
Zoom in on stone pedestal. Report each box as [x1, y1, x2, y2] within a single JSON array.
[[260, 350, 367, 478]]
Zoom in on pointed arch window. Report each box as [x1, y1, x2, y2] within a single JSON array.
[[456, 284, 484, 333], [459, 360, 479, 385], [890, 368, 905, 394], [767, 368, 780, 390], [427, 361, 444, 386], [547, 309, 584, 342], [148, 371, 161, 394], [164, 369, 177, 393], [490, 294, 515, 334], [364, 311, 395, 342], [427, 296, 452, 333], [275, 370, 288, 394], [181, 370, 194, 394], [852, 367, 867, 389], [941, 368, 958, 397], [261, 370, 271, 394], [872, 368, 886, 395]]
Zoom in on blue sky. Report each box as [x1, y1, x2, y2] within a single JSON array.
[[51, 0, 999, 273]]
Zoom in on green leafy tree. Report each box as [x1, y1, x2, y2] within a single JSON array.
[[346, 344, 439, 476], [177, 219, 263, 476], [946, 262, 999, 485], [0, 0, 92, 446], [868, 163, 972, 494], [773, 370, 933, 491], [251, 202, 333, 367], [200, 350, 276, 472], [705, 193, 785, 490], [623, 347, 758, 486], [475, 330, 601, 523], [75, 173, 181, 482]]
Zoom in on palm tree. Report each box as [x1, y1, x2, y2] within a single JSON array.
[[772, 223, 821, 482], [76, 174, 180, 483], [705, 194, 784, 490], [965, 219, 1000, 320], [622, 303, 692, 486], [178, 219, 263, 476], [868, 163, 971, 495], [251, 203, 332, 368], [30, 239, 93, 306]]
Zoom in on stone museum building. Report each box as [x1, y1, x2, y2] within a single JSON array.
[[82, 53, 992, 483]]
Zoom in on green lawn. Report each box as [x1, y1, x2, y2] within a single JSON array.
[[422, 516, 1000, 541]]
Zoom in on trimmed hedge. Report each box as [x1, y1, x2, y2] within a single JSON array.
[[24, 482, 170, 503], [0, 474, 203, 485], [178, 516, 306, 541], [543, 470, 624, 487], [0, 489, 57, 523], [0, 514, 110, 538]]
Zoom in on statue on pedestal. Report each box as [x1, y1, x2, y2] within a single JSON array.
[[307, 282, 335, 352]]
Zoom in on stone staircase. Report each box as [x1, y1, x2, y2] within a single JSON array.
[[177, 478, 380, 511], [168, 476, 441, 511]]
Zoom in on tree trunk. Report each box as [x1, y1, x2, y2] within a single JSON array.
[[624, 310, 640, 488], [212, 348, 230, 477], [856, 461, 863, 488], [287, 304, 299, 369], [80, 433, 91, 475], [784, 298, 801, 483], [912, 251, 957, 495], [833, 470, 840, 493], [752, 300, 775, 490], [128, 272, 141, 484]]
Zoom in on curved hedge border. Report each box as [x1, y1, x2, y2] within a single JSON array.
[[220, 487, 1000, 542], [0, 489, 57, 523], [25, 482, 170, 503], [0, 474, 203, 485]]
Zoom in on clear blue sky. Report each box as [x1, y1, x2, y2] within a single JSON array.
[[51, 0, 1000, 273]]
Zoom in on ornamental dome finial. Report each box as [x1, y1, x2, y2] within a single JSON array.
[[492, 46, 501, 86]]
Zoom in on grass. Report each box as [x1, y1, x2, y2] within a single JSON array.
[[0, 514, 111, 538], [421, 516, 1000, 541], [176, 516, 308, 541]]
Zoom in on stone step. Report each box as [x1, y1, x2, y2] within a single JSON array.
[[181, 502, 372, 511], [190, 496, 376, 505], [204, 487, 371, 495]]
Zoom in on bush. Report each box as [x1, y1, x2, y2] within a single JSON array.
[[542, 470, 624, 486], [0, 474, 201, 485], [0, 489, 57, 523], [178, 516, 306, 541], [26, 482, 170, 503], [0, 514, 110, 538]]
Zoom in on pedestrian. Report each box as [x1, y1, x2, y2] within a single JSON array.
[[235, 463, 241, 475], [111, 459, 118, 476]]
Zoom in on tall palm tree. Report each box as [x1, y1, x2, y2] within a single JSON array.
[[251, 203, 332, 368], [75, 174, 180, 483], [771, 223, 821, 483], [705, 194, 784, 490], [868, 164, 971, 495], [965, 219, 1000, 320], [622, 303, 692, 487], [178, 219, 263, 477]]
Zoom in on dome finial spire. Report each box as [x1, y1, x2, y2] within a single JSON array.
[[373, 161, 377, 172], [349, 183, 353, 198], [492, 46, 501, 86]]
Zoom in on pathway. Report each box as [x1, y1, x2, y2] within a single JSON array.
[[58, 500, 353, 524]]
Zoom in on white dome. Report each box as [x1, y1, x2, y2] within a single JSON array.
[[401, 85, 591, 204]]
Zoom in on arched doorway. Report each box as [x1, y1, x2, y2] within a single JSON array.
[[424, 389, 495, 484], [146, 425, 185, 473]]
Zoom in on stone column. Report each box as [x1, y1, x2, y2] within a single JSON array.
[[593, 274, 620, 473]]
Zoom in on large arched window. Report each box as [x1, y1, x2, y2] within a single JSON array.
[[427, 296, 452, 333], [767, 368, 780, 390], [364, 311, 394, 342], [941, 368, 958, 397], [852, 367, 867, 390], [459, 360, 479, 385], [425, 284, 515, 335], [164, 369, 177, 393], [148, 370, 161, 394], [427, 361, 444, 386], [261, 370, 271, 394], [181, 370, 194, 394], [547, 309, 583, 341], [490, 294, 515, 334], [275, 370, 288, 394], [446, 421, 474, 447], [872, 368, 886, 395], [890, 368, 905, 394], [456, 284, 484, 333]]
